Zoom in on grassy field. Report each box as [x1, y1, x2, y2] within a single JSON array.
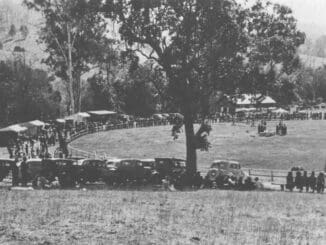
[[0, 189, 325, 245], [1, 120, 326, 245], [72, 120, 326, 171]]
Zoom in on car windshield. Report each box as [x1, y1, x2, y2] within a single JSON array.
[[211, 162, 229, 169], [56, 160, 71, 166], [174, 160, 186, 167], [230, 163, 240, 169], [0, 160, 12, 167], [88, 160, 102, 166]]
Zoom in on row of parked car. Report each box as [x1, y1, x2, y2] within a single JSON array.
[[0, 157, 190, 188], [0, 157, 249, 189]]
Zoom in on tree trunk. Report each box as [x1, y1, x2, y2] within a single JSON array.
[[76, 74, 82, 112], [184, 110, 197, 175], [67, 23, 75, 114]]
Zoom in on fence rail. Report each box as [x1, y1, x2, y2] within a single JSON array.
[[67, 120, 171, 159]]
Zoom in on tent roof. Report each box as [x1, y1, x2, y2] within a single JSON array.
[[88, 110, 117, 116], [28, 120, 45, 127], [273, 108, 289, 114], [261, 97, 276, 104], [78, 112, 90, 118], [65, 112, 91, 120], [0, 124, 28, 133], [236, 94, 276, 105], [56, 119, 66, 123]]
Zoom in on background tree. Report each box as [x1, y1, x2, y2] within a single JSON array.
[[239, 2, 305, 98], [24, 0, 108, 114], [0, 60, 61, 126], [84, 60, 163, 117]]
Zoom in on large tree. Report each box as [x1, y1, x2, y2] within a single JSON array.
[[24, 0, 108, 114], [102, 0, 248, 174], [0, 60, 61, 126], [102, 0, 304, 175]]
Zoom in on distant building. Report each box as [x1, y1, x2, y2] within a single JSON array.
[[313, 103, 326, 110], [236, 94, 277, 109], [212, 93, 277, 115]]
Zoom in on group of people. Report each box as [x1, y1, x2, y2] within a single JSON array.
[[286, 171, 325, 193], [257, 120, 288, 136], [7, 132, 53, 160], [276, 120, 287, 136], [258, 120, 267, 133], [5, 124, 71, 162]]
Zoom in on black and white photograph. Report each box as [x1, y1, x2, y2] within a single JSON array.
[[0, 0, 325, 244]]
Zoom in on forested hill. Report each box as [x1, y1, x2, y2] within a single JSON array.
[[0, 0, 46, 69]]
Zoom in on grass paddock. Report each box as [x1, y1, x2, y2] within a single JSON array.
[[1, 120, 326, 244], [72, 120, 326, 171], [0, 189, 325, 244]]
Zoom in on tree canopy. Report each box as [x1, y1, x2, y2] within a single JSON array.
[[24, 0, 111, 113], [102, 0, 305, 174], [0, 60, 61, 126]]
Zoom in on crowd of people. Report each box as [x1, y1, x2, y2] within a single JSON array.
[[256, 120, 288, 136], [6, 126, 58, 160], [286, 171, 325, 194]]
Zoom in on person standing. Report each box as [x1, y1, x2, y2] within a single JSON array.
[[316, 172, 325, 194], [295, 171, 303, 192], [286, 172, 294, 192], [12, 159, 19, 187], [20, 157, 28, 187], [309, 171, 317, 193], [303, 171, 309, 192]]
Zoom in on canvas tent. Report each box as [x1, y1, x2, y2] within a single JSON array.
[[88, 110, 116, 116], [56, 119, 66, 124], [273, 108, 289, 114], [236, 94, 276, 108], [19, 120, 45, 137], [0, 124, 28, 147], [65, 112, 90, 123], [87, 110, 117, 122]]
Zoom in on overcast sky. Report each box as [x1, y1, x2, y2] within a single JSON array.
[[1, 0, 325, 39], [274, 0, 326, 25]]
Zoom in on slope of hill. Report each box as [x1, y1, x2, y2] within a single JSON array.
[[300, 54, 326, 69], [0, 0, 47, 69]]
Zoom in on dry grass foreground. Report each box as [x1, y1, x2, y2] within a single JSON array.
[[0, 189, 325, 245], [72, 120, 326, 171]]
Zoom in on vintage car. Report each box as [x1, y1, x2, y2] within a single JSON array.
[[101, 158, 122, 185], [26, 158, 78, 187], [205, 160, 245, 188], [0, 158, 15, 182], [102, 159, 153, 185], [154, 158, 187, 182], [140, 159, 163, 184], [76, 159, 106, 184]]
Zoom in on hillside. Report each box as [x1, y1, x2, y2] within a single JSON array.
[[300, 54, 326, 69], [0, 0, 47, 69]]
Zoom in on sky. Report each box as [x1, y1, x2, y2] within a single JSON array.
[[274, 0, 326, 25], [269, 0, 326, 39], [1, 0, 326, 39]]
